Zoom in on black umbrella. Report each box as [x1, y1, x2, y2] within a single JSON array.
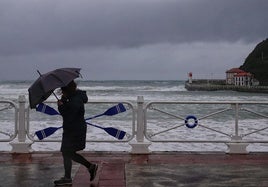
[[28, 68, 81, 109]]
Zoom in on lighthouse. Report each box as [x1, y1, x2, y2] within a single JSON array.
[[188, 72, 193, 84]]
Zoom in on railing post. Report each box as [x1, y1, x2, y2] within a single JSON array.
[[10, 95, 33, 153], [18, 95, 26, 142], [129, 96, 151, 154], [137, 96, 145, 142], [226, 103, 249, 154]]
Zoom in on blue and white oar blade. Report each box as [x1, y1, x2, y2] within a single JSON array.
[[85, 103, 127, 120], [118, 103, 127, 113], [104, 103, 126, 116], [117, 130, 126, 140], [104, 127, 126, 140], [35, 127, 60, 140], [36, 103, 59, 115], [35, 130, 45, 140]]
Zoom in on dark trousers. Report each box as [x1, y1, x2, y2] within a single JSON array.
[[62, 151, 92, 178]]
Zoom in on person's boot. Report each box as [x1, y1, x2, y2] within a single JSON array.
[[54, 177, 72, 186], [88, 164, 98, 181]]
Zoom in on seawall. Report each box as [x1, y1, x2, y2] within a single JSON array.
[[185, 79, 268, 93]]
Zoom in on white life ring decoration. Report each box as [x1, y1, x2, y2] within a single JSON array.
[[185, 115, 198, 128]]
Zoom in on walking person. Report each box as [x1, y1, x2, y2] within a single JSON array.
[[54, 80, 98, 186]]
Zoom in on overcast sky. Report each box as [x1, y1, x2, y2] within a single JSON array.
[[0, 0, 267, 81]]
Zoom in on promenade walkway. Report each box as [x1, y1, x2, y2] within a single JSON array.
[[0, 151, 268, 187]]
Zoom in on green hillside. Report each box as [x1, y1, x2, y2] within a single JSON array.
[[240, 38, 268, 86]]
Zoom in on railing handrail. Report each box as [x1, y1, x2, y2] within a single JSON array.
[[145, 100, 268, 105], [144, 100, 268, 145], [1, 96, 268, 154]]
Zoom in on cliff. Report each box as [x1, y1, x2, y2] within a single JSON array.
[[240, 38, 268, 86]]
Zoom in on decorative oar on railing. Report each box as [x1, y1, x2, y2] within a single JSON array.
[[85, 103, 126, 120], [86, 122, 126, 140], [34, 103, 127, 140], [35, 126, 62, 140]]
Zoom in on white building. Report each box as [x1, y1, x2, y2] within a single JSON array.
[[234, 72, 252, 86], [226, 68, 254, 86]]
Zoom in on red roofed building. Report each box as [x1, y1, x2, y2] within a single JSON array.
[[234, 72, 252, 86], [226, 68, 254, 86]]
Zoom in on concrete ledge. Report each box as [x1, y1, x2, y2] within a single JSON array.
[[226, 143, 249, 154], [10, 142, 33, 153], [129, 142, 151, 154]]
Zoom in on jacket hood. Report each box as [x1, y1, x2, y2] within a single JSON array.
[[76, 90, 88, 103]]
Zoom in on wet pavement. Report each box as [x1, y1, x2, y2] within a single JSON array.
[[0, 151, 268, 187]]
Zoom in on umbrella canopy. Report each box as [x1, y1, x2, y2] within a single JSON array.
[[28, 68, 81, 109]]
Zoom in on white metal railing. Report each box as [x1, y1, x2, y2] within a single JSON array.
[[144, 101, 268, 153], [0, 100, 17, 142], [1, 95, 268, 154]]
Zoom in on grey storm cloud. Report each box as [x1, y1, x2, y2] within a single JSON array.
[[0, 0, 267, 80], [0, 0, 267, 56]]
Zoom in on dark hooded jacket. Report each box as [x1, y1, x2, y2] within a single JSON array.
[[58, 90, 88, 152]]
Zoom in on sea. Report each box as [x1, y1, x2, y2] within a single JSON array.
[[0, 80, 268, 152]]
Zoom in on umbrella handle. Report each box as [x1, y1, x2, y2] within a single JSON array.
[[37, 70, 42, 76], [52, 92, 59, 101]]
